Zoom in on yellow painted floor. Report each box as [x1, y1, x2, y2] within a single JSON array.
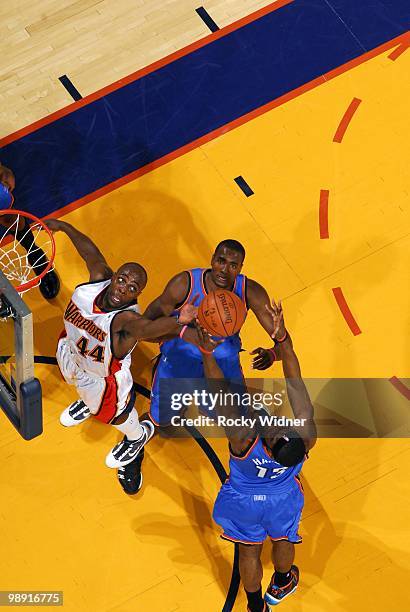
[[1, 42, 409, 611]]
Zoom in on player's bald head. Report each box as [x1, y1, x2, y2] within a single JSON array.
[[117, 262, 147, 290]]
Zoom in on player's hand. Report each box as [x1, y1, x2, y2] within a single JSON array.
[[195, 322, 223, 353], [250, 347, 275, 370], [44, 218, 63, 232], [265, 298, 286, 340], [0, 166, 15, 192], [179, 293, 199, 324]]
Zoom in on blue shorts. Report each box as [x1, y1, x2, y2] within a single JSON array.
[[213, 479, 304, 545], [149, 352, 244, 426]]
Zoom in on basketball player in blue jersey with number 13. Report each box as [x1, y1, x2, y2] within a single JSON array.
[[198, 299, 317, 611]]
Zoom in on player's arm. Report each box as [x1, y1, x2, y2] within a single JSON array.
[[247, 278, 283, 371], [112, 299, 198, 358], [141, 326, 201, 346], [44, 219, 112, 281], [197, 325, 255, 451], [269, 300, 317, 450], [143, 272, 190, 319]]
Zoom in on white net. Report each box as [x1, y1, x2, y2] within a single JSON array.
[[0, 212, 54, 293]]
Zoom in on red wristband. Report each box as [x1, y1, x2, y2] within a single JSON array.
[[275, 331, 288, 343], [179, 325, 188, 339], [199, 346, 213, 355], [268, 347, 276, 362]]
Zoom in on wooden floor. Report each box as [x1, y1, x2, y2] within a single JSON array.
[[0, 2, 409, 610], [0, 0, 276, 135]]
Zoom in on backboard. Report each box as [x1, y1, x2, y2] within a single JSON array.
[[0, 270, 42, 439]]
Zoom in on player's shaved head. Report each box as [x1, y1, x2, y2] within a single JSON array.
[[117, 262, 148, 289], [215, 239, 245, 262], [105, 262, 147, 309]]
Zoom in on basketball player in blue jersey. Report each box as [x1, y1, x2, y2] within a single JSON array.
[[197, 300, 316, 611], [116, 240, 283, 494], [145, 240, 281, 422]]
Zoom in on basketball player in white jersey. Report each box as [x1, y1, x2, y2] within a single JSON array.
[[45, 219, 197, 472]]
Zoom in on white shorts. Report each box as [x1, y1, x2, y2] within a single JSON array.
[[57, 337, 134, 422]]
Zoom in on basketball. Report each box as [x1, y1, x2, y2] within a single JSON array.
[[197, 290, 247, 337]]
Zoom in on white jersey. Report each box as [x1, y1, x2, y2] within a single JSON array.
[[57, 279, 140, 418]]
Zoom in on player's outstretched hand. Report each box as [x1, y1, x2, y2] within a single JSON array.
[[265, 298, 286, 341], [250, 347, 275, 370], [250, 298, 286, 370], [179, 293, 199, 324], [195, 322, 223, 353], [44, 218, 64, 232]]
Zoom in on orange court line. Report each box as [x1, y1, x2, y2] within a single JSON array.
[[333, 97, 362, 143], [389, 377, 410, 400], [332, 287, 362, 336], [319, 189, 330, 239], [388, 32, 410, 60]]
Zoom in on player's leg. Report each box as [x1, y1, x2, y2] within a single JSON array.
[[264, 484, 304, 605], [217, 353, 246, 388], [58, 347, 154, 469], [147, 352, 204, 428], [271, 539, 295, 573], [16, 216, 60, 299], [117, 353, 203, 494], [114, 354, 166, 494], [238, 544, 268, 612], [104, 377, 155, 469], [213, 482, 268, 611], [265, 541, 299, 606], [57, 337, 93, 426]]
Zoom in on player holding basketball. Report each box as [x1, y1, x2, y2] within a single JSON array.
[[44, 219, 198, 468], [146, 240, 281, 421], [0, 162, 60, 299], [116, 241, 282, 494], [198, 301, 316, 610]]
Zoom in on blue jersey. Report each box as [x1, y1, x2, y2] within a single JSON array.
[[160, 268, 248, 361], [228, 436, 304, 494]]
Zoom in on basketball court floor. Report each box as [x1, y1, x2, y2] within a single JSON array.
[[0, 1, 409, 610]]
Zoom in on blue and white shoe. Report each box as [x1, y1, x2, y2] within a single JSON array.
[[264, 566, 299, 606]]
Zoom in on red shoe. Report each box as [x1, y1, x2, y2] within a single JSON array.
[[264, 566, 299, 606]]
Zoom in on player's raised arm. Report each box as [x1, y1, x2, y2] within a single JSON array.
[[247, 279, 284, 371], [44, 219, 112, 281], [143, 271, 190, 319], [268, 300, 317, 450], [197, 324, 254, 446]]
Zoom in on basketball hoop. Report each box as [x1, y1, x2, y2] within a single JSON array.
[[0, 209, 56, 294]]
